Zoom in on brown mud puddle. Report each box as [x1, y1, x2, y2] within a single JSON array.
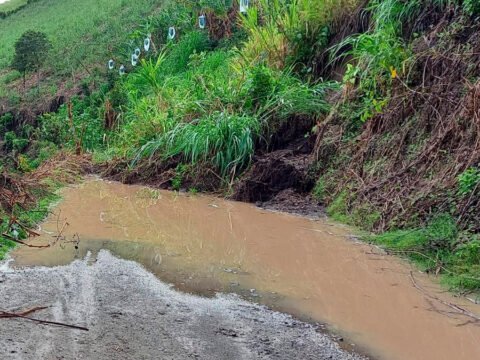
[[11, 178, 480, 360]]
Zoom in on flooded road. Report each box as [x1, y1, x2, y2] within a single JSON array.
[[11, 178, 480, 360]]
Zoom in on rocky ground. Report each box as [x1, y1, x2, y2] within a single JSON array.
[[0, 251, 364, 360]]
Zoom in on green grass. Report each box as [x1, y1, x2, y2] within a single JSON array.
[[370, 215, 480, 291], [0, 234, 15, 260], [112, 33, 334, 178], [0, 0, 164, 84], [137, 112, 260, 177], [324, 188, 480, 291], [0, 0, 27, 13]]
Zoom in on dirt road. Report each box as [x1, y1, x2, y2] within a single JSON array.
[[0, 251, 363, 360]]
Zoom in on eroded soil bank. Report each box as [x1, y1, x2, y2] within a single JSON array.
[[8, 178, 480, 360]]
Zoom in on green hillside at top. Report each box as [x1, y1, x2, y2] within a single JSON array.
[[0, 0, 28, 13], [0, 0, 163, 92]]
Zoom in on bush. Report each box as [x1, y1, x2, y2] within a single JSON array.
[[39, 97, 105, 151], [0, 113, 14, 135], [162, 31, 212, 75], [333, 0, 416, 122], [4, 131, 28, 152]]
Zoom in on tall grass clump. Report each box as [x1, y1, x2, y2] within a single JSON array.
[[136, 112, 260, 177]]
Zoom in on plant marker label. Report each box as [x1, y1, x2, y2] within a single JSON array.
[[199, 15, 206, 29], [168, 27, 176, 40], [144, 37, 151, 52], [240, 0, 249, 13], [131, 53, 138, 66]]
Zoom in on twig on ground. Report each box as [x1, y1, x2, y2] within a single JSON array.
[[409, 271, 480, 323], [1, 233, 50, 248], [1, 310, 89, 331]]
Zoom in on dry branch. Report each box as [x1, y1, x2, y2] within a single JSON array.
[[409, 271, 480, 323], [1, 308, 88, 331]]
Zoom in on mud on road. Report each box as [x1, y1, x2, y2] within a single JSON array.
[[0, 251, 363, 360]]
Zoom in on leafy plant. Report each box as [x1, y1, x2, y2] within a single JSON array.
[[4, 131, 28, 152], [332, 0, 415, 122], [312, 178, 326, 200], [463, 0, 480, 15], [137, 112, 260, 177], [0, 113, 14, 135], [457, 167, 480, 196], [172, 164, 188, 190]]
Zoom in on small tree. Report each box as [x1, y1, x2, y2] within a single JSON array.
[[11, 30, 52, 91]]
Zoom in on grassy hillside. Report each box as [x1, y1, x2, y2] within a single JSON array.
[[0, 0, 28, 13], [0, 0, 163, 99]]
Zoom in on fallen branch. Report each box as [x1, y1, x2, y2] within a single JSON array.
[[1, 309, 89, 331], [1, 233, 50, 248], [14, 219, 41, 237], [51, 219, 69, 247], [409, 271, 480, 323]]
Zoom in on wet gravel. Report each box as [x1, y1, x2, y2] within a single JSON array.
[[0, 251, 365, 360]]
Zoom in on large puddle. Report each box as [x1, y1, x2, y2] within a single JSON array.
[[11, 178, 480, 360]]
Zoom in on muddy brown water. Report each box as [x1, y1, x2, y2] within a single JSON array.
[[10, 178, 480, 360]]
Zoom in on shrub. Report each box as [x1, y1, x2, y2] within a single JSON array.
[[333, 0, 416, 122], [239, 0, 359, 72], [0, 113, 14, 135], [458, 167, 480, 196], [463, 0, 480, 15], [4, 131, 28, 152], [312, 178, 326, 200]]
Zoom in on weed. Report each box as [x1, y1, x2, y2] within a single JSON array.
[[162, 31, 212, 75], [137, 112, 260, 177], [172, 164, 188, 191], [333, 0, 414, 122], [457, 167, 480, 196], [312, 178, 326, 201], [326, 191, 350, 223]]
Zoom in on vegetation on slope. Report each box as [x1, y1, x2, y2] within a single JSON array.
[[0, 0, 29, 18], [1, 0, 480, 293], [0, 0, 163, 101], [313, 0, 480, 290]]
